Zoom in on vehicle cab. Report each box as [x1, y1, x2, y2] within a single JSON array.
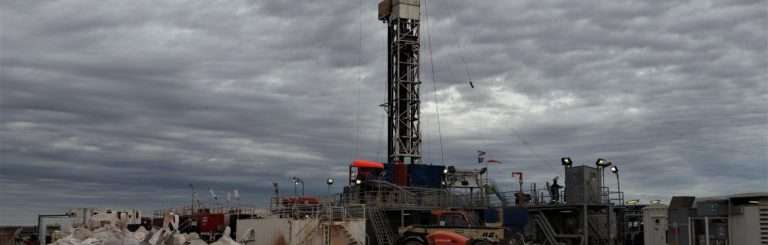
[[348, 159, 385, 185]]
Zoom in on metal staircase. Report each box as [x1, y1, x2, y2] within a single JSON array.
[[336, 225, 361, 245], [588, 216, 606, 244], [366, 207, 395, 245], [532, 212, 563, 245], [296, 219, 321, 245]]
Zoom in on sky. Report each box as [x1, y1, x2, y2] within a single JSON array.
[[1, 0, 766, 225]]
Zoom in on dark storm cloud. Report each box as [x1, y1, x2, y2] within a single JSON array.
[[1, 0, 766, 225]]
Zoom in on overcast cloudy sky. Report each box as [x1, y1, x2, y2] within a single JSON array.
[[1, 0, 766, 225]]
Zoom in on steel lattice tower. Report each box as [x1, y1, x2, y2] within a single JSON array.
[[381, 0, 421, 164]]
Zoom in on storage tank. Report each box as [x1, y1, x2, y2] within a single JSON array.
[[642, 203, 668, 245]]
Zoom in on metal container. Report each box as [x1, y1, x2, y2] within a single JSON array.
[[564, 166, 601, 205], [198, 214, 225, 233], [407, 164, 443, 188], [392, 0, 419, 20], [643, 204, 668, 245], [502, 207, 528, 233], [695, 200, 728, 217], [236, 218, 290, 245]]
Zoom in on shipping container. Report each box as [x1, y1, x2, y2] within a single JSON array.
[[198, 214, 225, 233], [407, 164, 444, 188]]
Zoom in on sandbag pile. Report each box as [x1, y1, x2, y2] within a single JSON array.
[[49, 213, 236, 245]]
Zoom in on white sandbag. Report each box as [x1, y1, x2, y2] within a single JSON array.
[[209, 227, 240, 245], [80, 238, 102, 245], [184, 232, 207, 245], [187, 239, 208, 245], [149, 228, 175, 245], [170, 234, 187, 245], [184, 232, 199, 241], [49, 235, 80, 245], [73, 228, 93, 241], [133, 226, 148, 241]]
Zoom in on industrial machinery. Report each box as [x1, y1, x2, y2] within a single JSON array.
[[397, 210, 505, 245], [340, 1, 629, 245]]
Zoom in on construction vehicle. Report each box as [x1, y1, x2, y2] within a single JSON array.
[[396, 210, 506, 245]]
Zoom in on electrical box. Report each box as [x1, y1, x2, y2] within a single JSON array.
[[730, 205, 767, 245], [643, 204, 669, 245], [392, 0, 420, 20], [564, 166, 601, 205]]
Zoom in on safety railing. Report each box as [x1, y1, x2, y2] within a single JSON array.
[[153, 205, 266, 218], [268, 201, 367, 221], [342, 188, 489, 209], [490, 184, 623, 207]]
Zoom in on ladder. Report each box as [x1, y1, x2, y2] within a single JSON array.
[[366, 208, 395, 245]]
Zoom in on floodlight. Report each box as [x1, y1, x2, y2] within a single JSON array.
[[748, 200, 760, 204], [610, 166, 618, 174], [443, 168, 449, 174], [355, 179, 362, 185], [561, 157, 572, 166], [595, 158, 610, 167], [326, 178, 334, 185]]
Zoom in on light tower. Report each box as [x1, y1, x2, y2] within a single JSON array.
[[379, 0, 422, 164]]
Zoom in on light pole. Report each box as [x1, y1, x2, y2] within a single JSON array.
[[326, 178, 334, 195], [595, 158, 612, 202], [189, 184, 196, 215], [595, 159, 611, 186], [292, 177, 305, 196], [611, 165, 620, 203]]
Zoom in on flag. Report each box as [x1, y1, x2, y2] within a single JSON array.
[[209, 188, 218, 200], [233, 189, 240, 200], [477, 150, 486, 164], [226, 192, 232, 202]]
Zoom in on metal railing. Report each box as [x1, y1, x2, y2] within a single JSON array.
[[269, 202, 367, 221], [342, 188, 489, 209], [489, 184, 625, 207], [154, 205, 266, 217]]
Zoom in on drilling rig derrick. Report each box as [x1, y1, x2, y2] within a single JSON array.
[[380, 0, 422, 165]]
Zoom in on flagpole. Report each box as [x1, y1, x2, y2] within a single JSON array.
[[485, 160, 489, 188]]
